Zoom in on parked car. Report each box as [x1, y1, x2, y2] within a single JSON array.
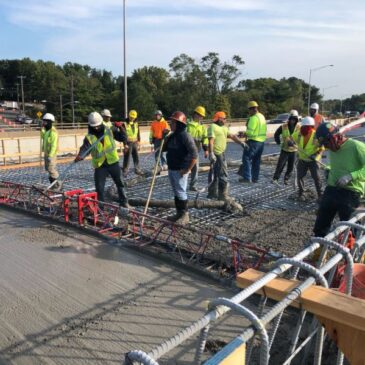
[[15, 114, 25, 123], [268, 113, 290, 124], [344, 111, 360, 118], [23, 116, 33, 124]]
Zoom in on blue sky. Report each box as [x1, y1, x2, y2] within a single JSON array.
[[0, 0, 364, 99]]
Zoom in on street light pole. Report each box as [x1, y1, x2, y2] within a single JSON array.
[[60, 94, 63, 127], [307, 64, 334, 114], [17, 75, 26, 114], [15, 83, 20, 106], [71, 75, 75, 127], [123, 0, 128, 119]]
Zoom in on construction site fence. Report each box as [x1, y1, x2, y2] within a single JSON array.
[[124, 211, 365, 365]]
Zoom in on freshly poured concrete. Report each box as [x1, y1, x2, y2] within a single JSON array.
[[0, 208, 247, 365]]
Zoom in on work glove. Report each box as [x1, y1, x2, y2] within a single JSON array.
[[74, 155, 83, 163], [309, 154, 320, 162], [114, 121, 123, 128], [336, 174, 352, 187], [209, 152, 216, 164]]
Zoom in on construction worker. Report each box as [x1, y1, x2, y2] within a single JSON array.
[[163, 111, 198, 225], [41, 113, 59, 187], [310, 103, 325, 129], [314, 122, 365, 237], [74, 112, 130, 208], [293, 116, 323, 201], [208, 111, 246, 200], [101, 109, 113, 128], [187, 106, 209, 191], [272, 110, 301, 184], [150, 110, 169, 170], [122, 109, 142, 176], [239, 101, 267, 183]]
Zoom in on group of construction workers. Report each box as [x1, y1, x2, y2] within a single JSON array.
[[40, 99, 365, 234]]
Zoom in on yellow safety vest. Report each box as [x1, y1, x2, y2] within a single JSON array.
[[297, 130, 321, 162], [103, 120, 112, 129], [125, 122, 139, 142], [86, 128, 119, 168], [281, 123, 300, 152], [41, 127, 58, 158]]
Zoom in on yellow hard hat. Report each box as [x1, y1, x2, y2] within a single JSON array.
[[247, 101, 259, 108], [129, 110, 138, 119], [194, 105, 206, 117]]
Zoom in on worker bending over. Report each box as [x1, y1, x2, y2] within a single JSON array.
[[122, 109, 142, 176], [272, 110, 300, 184], [208, 111, 246, 200], [294, 117, 323, 201], [75, 112, 130, 208], [314, 122, 365, 237], [240, 101, 267, 183], [163, 111, 198, 225], [187, 105, 208, 191], [41, 113, 59, 188], [150, 110, 169, 170]]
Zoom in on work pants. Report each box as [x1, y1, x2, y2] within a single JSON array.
[[313, 186, 360, 237], [208, 153, 228, 197], [44, 156, 59, 180], [123, 142, 140, 171], [168, 169, 189, 201], [297, 159, 322, 197], [94, 162, 128, 205], [273, 150, 296, 182], [153, 139, 167, 167], [242, 140, 265, 182]]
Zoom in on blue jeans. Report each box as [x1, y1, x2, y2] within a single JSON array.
[[242, 140, 264, 182], [168, 170, 189, 200], [153, 139, 167, 167]]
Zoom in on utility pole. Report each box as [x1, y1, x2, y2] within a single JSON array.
[[16, 83, 20, 106], [123, 0, 128, 119], [60, 94, 63, 127], [71, 75, 75, 127], [17, 76, 26, 114]]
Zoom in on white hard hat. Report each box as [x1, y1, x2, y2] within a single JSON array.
[[289, 109, 299, 117], [155, 110, 163, 116], [42, 113, 55, 122], [301, 116, 315, 127], [310, 103, 319, 110], [88, 112, 103, 127], [101, 109, 112, 117]]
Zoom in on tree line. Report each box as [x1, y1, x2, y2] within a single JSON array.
[[0, 54, 361, 123]]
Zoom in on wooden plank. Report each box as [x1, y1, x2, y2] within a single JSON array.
[[237, 269, 365, 331], [204, 338, 245, 365]]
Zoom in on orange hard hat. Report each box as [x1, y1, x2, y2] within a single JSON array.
[[212, 111, 226, 122]]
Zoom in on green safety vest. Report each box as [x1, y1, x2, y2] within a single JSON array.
[[187, 120, 208, 149], [246, 112, 267, 142], [41, 127, 58, 158], [125, 122, 139, 142], [86, 128, 119, 168], [281, 123, 300, 152], [297, 130, 321, 161], [103, 120, 112, 128]]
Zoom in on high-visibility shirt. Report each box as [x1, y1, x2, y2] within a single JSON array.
[[125, 122, 140, 142], [150, 118, 169, 140], [86, 128, 119, 168], [246, 112, 267, 142], [103, 120, 112, 128], [295, 129, 322, 162], [207, 123, 229, 155], [314, 113, 324, 129], [41, 127, 58, 158], [187, 120, 208, 150], [327, 138, 365, 195], [281, 123, 300, 152]]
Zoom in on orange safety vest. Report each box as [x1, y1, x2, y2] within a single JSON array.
[[314, 113, 324, 129]]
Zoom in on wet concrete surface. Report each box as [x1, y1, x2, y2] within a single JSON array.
[[0, 208, 252, 365]]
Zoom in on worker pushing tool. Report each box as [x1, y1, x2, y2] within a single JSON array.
[[293, 116, 324, 201], [313, 122, 365, 237], [163, 111, 198, 225], [187, 105, 209, 191], [41, 113, 59, 188], [207, 111, 247, 200], [272, 110, 301, 184], [150, 110, 170, 171], [309, 102, 325, 129], [101, 109, 113, 128], [121, 109, 143, 177], [239, 101, 267, 183], [74, 112, 130, 208]]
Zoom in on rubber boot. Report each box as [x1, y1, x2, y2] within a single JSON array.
[[167, 197, 180, 222], [207, 182, 218, 199], [134, 167, 144, 176], [175, 200, 189, 225], [218, 182, 229, 201], [49, 176, 60, 189]]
